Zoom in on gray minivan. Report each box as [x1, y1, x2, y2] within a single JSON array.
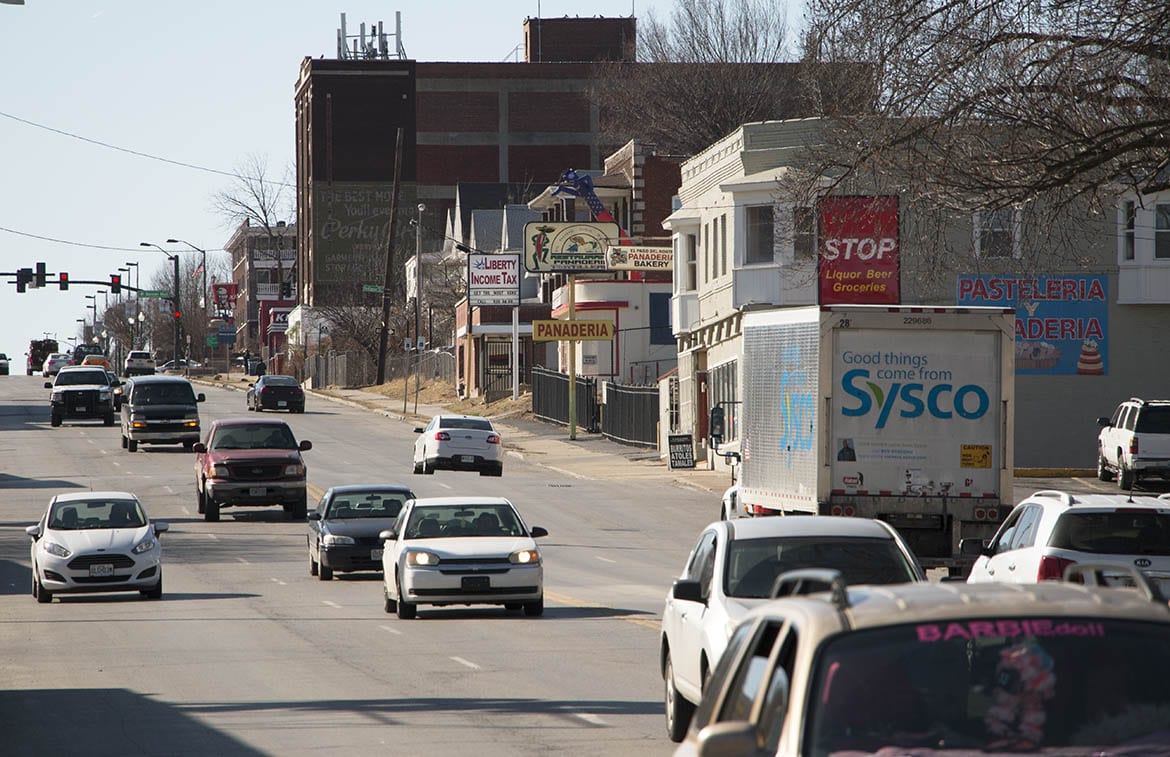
[[120, 375, 205, 452]]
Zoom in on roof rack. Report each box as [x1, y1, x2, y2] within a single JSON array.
[[1030, 490, 1076, 506], [770, 569, 850, 610], [1064, 563, 1168, 604]]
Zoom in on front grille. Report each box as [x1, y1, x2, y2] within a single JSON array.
[[227, 462, 285, 480], [73, 575, 133, 584], [68, 554, 134, 570], [142, 422, 193, 434], [355, 536, 382, 547], [63, 390, 101, 405], [437, 557, 511, 566]]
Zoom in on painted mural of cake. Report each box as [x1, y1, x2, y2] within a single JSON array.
[[1016, 340, 1061, 370], [1077, 337, 1104, 375]]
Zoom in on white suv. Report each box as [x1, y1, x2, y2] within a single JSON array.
[[1097, 398, 1170, 489], [123, 350, 156, 377], [966, 489, 1170, 591]]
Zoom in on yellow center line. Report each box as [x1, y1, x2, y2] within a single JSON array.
[[544, 589, 661, 631], [307, 482, 325, 501]]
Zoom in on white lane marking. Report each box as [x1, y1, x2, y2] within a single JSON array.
[[100, 449, 108, 454], [180, 507, 190, 515], [450, 656, 481, 670], [164, 485, 174, 494], [207, 534, 217, 541], [379, 625, 403, 635], [87, 439, 96, 445], [235, 557, 249, 564], [438, 482, 452, 489], [574, 713, 607, 726], [111, 461, 120, 467], [271, 578, 287, 586], [595, 556, 617, 564], [323, 600, 342, 609]]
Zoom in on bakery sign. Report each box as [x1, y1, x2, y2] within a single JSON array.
[[956, 274, 1108, 376], [605, 245, 673, 271]]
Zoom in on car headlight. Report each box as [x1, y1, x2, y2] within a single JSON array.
[[44, 541, 71, 558], [99, 389, 111, 399], [323, 534, 355, 546], [283, 463, 305, 476], [211, 462, 230, 478], [509, 549, 540, 565], [132, 537, 157, 554], [406, 550, 441, 566], [51, 392, 64, 402]]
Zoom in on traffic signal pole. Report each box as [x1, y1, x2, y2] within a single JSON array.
[[173, 252, 181, 366]]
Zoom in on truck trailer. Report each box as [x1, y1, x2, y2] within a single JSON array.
[[727, 304, 1016, 573]]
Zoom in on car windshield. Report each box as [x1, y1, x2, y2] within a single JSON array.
[[805, 617, 1170, 755], [54, 370, 109, 386], [404, 504, 524, 538], [326, 491, 410, 519], [1135, 406, 1170, 433], [438, 417, 494, 431], [262, 376, 299, 387], [724, 536, 918, 598], [131, 383, 196, 405], [1048, 511, 1170, 556], [212, 424, 297, 450], [49, 499, 146, 530]]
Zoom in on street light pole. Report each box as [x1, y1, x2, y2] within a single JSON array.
[[168, 239, 208, 360], [140, 242, 180, 365]]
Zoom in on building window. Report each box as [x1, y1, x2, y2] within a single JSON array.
[[648, 292, 673, 345], [719, 214, 728, 275], [1122, 201, 1136, 261], [745, 205, 775, 265], [685, 234, 697, 291], [1157, 204, 1170, 260], [975, 207, 1021, 259], [703, 222, 710, 283], [794, 206, 815, 259], [709, 360, 738, 443]]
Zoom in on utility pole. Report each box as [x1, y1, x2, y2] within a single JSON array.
[[414, 202, 425, 413], [376, 127, 404, 385]]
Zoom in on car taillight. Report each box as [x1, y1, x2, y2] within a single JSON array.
[[486, 434, 500, 444], [1129, 436, 1139, 455], [1037, 555, 1076, 582], [435, 431, 451, 441], [260, 387, 270, 394]]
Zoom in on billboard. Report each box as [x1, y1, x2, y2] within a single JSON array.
[[957, 274, 1108, 375], [467, 253, 521, 307], [818, 196, 900, 305], [523, 222, 619, 273]]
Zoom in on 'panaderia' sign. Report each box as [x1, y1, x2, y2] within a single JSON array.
[[605, 246, 673, 271], [532, 319, 615, 341]]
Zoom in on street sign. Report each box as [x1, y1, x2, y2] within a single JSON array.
[[362, 284, 384, 293], [206, 335, 219, 348], [140, 289, 170, 298]]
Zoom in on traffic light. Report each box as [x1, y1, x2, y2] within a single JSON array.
[[110, 273, 122, 294], [173, 310, 181, 320], [34, 262, 46, 289], [15, 267, 32, 293], [58, 272, 69, 290]]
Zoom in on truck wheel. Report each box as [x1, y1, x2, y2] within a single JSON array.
[[182, 441, 195, 451], [1097, 453, 1114, 482], [1119, 461, 1136, 490], [104, 414, 115, 426], [205, 498, 220, 522], [196, 486, 206, 514], [121, 434, 128, 449], [127, 439, 138, 452], [290, 496, 307, 520], [50, 414, 61, 428]]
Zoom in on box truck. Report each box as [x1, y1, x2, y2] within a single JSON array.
[[721, 305, 1016, 573]]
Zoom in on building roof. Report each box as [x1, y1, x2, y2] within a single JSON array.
[[469, 209, 504, 253]]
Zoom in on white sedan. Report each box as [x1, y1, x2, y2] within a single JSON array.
[[412, 414, 503, 476], [26, 491, 168, 603], [380, 496, 546, 619]]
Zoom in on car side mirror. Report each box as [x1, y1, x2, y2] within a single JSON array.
[[43, 381, 52, 389], [378, 529, 397, 541], [25, 524, 41, 539], [695, 722, 758, 757], [307, 511, 322, 521], [413, 427, 424, 433], [197, 394, 206, 402], [959, 537, 988, 557], [530, 526, 548, 538], [672, 578, 706, 604], [192, 442, 207, 453], [299, 440, 313, 452], [153, 522, 169, 535], [1096, 416, 1111, 427]]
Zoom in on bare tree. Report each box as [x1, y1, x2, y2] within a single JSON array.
[[212, 154, 294, 236], [799, 0, 1170, 213]]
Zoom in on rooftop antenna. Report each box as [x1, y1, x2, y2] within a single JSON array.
[[336, 11, 406, 60]]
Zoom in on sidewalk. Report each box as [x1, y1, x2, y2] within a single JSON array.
[[192, 375, 732, 496]]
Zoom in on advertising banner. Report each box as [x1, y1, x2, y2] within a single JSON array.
[[523, 222, 619, 273], [956, 274, 1107, 375], [532, 319, 614, 341], [605, 245, 673, 271], [212, 282, 238, 309], [818, 196, 900, 305], [467, 253, 521, 307]]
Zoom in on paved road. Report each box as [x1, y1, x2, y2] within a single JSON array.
[[0, 375, 723, 756]]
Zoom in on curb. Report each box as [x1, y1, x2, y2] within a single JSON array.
[[1015, 468, 1096, 478]]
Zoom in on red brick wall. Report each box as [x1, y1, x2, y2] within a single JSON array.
[[641, 155, 683, 238], [417, 91, 498, 132], [508, 145, 592, 185], [416, 145, 500, 184], [508, 91, 591, 133], [523, 18, 637, 62]]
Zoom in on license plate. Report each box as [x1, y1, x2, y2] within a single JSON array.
[[89, 564, 114, 578], [371, 548, 383, 560], [462, 575, 490, 591], [460, 455, 476, 463], [278, 401, 287, 407], [249, 487, 266, 496], [75, 407, 88, 413]]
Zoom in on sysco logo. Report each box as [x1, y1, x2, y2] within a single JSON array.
[[778, 345, 816, 457], [840, 369, 990, 429]]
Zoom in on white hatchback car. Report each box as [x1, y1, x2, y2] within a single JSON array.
[[967, 489, 1170, 589], [412, 414, 503, 476], [26, 491, 168, 603], [660, 516, 925, 741], [41, 352, 72, 377], [380, 496, 546, 619]]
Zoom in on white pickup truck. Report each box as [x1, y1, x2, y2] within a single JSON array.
[[123, 350, 156, 377], [1097, 398, 1170, 489]]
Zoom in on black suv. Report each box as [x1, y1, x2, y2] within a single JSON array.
[[46, 366, 117, 426]]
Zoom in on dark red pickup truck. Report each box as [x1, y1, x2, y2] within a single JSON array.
[[193, 418, 312, 522]]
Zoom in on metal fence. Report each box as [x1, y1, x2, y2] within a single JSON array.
[[601, 382, 660, 448], [306, 349, 456, 390], [531, 366, 599, 432]]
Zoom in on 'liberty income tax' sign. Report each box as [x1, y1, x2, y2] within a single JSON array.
[[467, 253, 520, 307]]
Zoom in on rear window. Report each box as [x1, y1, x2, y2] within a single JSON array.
[[1049, 511, 1170, 555], [439, 417, 493, 431], [724, 536, 918, 598], [130, 382, 196, 405], [807, 617, 1170, 753], [263, 376, 299, 386], [128, 351, 151, 360], [1135, 406, 1170, 433]]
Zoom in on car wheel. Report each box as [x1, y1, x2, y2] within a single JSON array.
[[395, 576, 417, 619], [1119, 460, 1136, 490], [383, 585, 397, 614], [664, 651, 695, 742], [121, 434, 128, 449], [290, 496, 308, 520], [127, 438, 138, 452], [50, 414, 61, 428], [141, 574, 163, 600], [205, 498, 220, 522], [413, 460, 423, 474], [423, 459, 435, 475], [1098, 452, 1115, 482], [318, 563, 333, 581], [523, 596, 544, 617], [34, 575, 52, 604], [309, 544, 319, 576]]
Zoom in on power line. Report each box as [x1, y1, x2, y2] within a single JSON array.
[[0, 224, 225, 253]]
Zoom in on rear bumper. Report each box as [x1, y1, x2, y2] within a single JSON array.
[[428, 455, 501, 472], [321, 544, 383, 572], [259, 398, 304, 411]]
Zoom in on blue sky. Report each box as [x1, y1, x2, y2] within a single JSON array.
[[0, 0, 801, 364]]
